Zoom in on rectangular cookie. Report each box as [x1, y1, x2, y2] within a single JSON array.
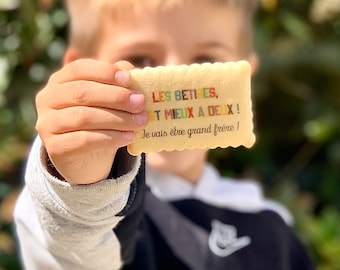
[[127, 61, 255, 156]]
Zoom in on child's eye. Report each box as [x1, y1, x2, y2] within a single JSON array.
[[127, 56, 156, 68], [192, 56, 217, 64]]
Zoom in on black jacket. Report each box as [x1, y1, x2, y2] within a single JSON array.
[[113, 157, 315, 270]]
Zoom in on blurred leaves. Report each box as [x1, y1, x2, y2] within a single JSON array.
[[214, 0, 340, 268], [310, 0, 340, 23], [298, 208, 340, 270], [0, 0, 340, 269], [0, 1, 65, 268]]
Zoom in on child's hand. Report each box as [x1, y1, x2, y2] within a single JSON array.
[[35, 59, 147, 184]]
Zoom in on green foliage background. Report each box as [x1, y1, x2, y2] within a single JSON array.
[[0, 0, 339, 269]]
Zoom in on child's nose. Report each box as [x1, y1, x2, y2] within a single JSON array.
[[163, 54, 187, 66]]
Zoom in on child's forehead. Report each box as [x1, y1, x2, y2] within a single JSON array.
[[68, 0, 256, 29], [99, 0, 243, 19], [100, 0, 244, 29], [100, 1, 242, 39]]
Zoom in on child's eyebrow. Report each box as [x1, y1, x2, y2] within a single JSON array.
[[114, 41, 162, 53], [196, 41, 232, 52]]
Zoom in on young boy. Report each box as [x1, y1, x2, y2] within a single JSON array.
[[14, 0, 315, 269]]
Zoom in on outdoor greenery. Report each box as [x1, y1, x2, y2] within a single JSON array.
[[0, 0, 339, 269]]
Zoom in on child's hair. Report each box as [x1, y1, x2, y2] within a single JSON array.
[[64, 0, 258, 57]]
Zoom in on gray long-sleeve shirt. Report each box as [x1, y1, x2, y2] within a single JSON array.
[[14, 137, 141, 270]]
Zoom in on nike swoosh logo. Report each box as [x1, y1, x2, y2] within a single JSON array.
[[208, 220, 251, 257], [209, 236, 251, 257]]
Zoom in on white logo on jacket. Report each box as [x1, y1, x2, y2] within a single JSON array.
[[208, 220, 251, 257]]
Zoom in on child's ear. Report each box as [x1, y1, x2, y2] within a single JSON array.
[[247, 52, 259, 77], [63, 47, 81, 64]]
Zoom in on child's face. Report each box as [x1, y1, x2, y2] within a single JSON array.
[[96, 1, 249, 65], [93, 1, 255, 181]]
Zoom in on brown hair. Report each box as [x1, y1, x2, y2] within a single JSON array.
[[64, 0, 258, 56]]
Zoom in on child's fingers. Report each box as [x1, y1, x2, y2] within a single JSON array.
[[51, 59, 132, 87], [44, 129, 134, 158], [36, 107, 148, 135], [115, 60, 135, 70], [37, 80, 145, 114]]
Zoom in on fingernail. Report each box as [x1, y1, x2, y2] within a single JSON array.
[[130, 93, 145, 110], [115, 70, 130, 85], [122, 131, 134, 142], [133, 112, 148, 127]]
